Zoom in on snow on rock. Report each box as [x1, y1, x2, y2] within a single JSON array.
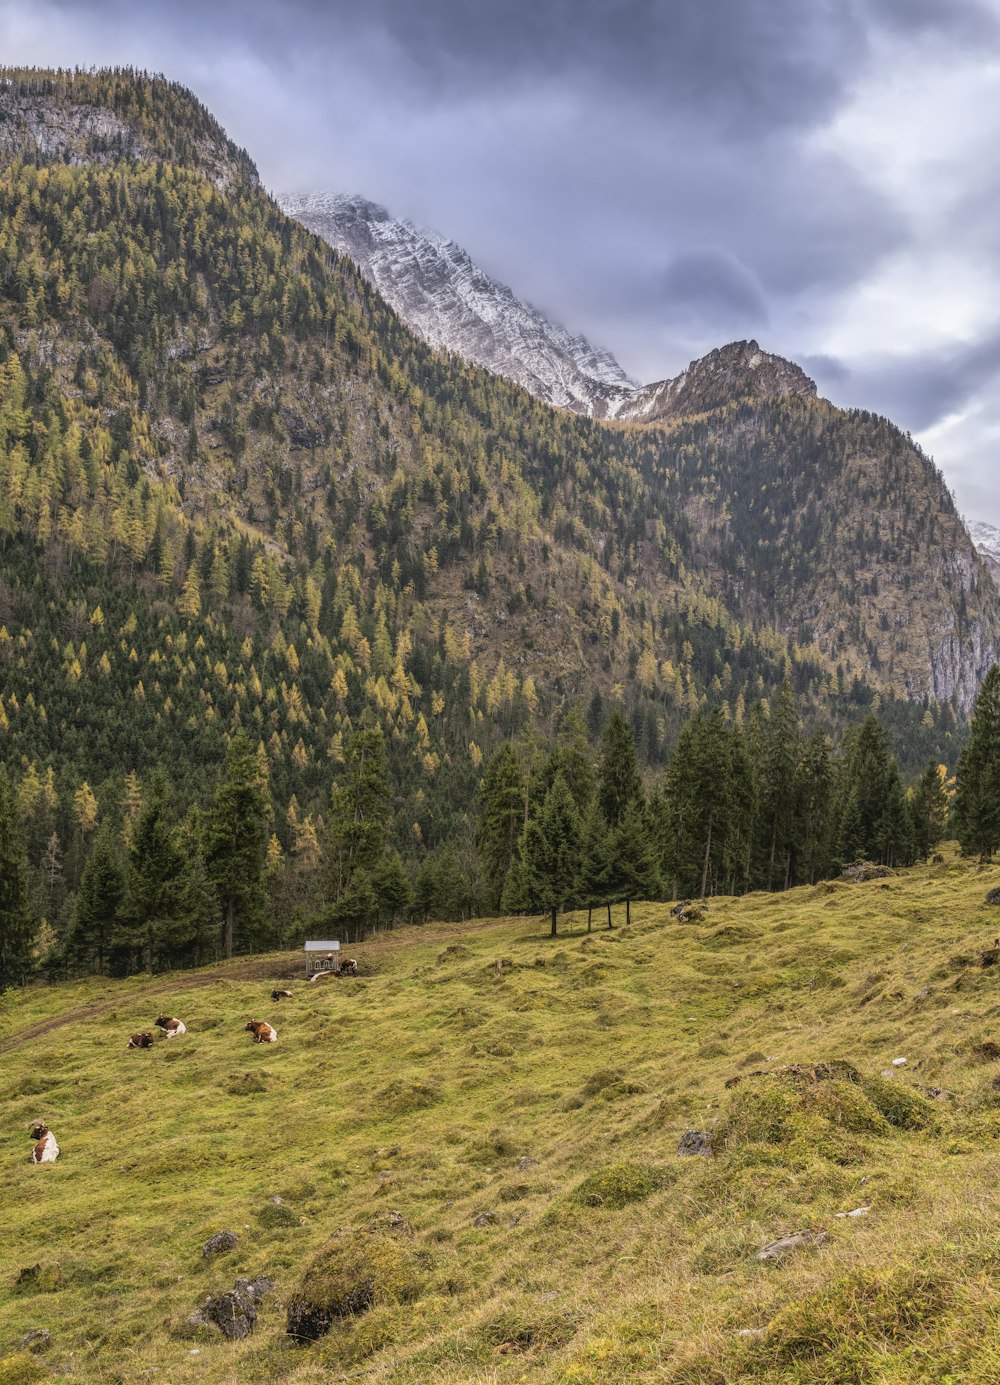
[[278, 191, 636, 414]]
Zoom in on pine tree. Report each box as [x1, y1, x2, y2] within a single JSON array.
[[326, 726, 390, 902], [120, 773, 185, 973], [0, 765, 35, 990], [477, 743, 526, 909], [69, 820, 125, 975], [609, 802, 661, 925], [520, 773, 581, 937], [954, 665, 1000, 859], [372, 850, 414, 925], [578, 797, 614, 930], [206, 731, 271, 958], [800, 730, 835, 883], [911, 761, 950, 861], [759, 683, 802, 890], [598, 709, 643, 829], [661, 709, 739, 899], [547, 704, 596, 813]]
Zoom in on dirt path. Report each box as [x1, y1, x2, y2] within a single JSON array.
[[0, 957, 300, 1056]]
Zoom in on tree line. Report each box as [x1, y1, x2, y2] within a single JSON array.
[[3, 667, 1000, 989]]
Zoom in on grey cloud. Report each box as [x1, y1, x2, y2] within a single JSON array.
[[659, 250, 768, 327]]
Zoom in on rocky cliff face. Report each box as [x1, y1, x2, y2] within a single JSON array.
[[0, 75, 255, 191], [279, 192, 636, 413]]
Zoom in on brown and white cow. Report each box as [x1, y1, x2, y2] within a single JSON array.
[[339, 958, 358, 976], [28, 1122, 59, 1164], [127, 1031, 154, 1049], [154, 1015, 186, 1037], [244, 1019, 278, 1044], [271, 989, 293, 1002]]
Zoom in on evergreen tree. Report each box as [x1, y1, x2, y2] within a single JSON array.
[[520, 773, 582, 937], [597, 709, 643, 829], [578, 797, 614, 930], [800, 730, 835, 883], [0, 765, 34, 990], [327, 726, 390, 903], [206, 732, 270, 958], [372, 850, 414, 925], [661, 709, 739, 899], [911, 761, 949, 861], [954, 665, 1000, 859], [477, 743, 525, 909], [546, 705, 596, 814], [758, 684, 802, 890], [836, 715, 899, 864], [608, 802, 661, 926], [119, 773, 185, 973], [69, 820, 125, 975]]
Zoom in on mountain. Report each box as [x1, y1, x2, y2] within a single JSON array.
[[277, 191, 637, 414], [970, 520, 1000, 580], [0, 61, 994, 898]]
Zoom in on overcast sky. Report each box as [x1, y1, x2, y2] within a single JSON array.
[[3, 0, 1000, 524]]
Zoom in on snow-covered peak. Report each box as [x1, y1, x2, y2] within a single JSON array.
[[970, 521, 1000, 579], [278, 191, 636, 413]]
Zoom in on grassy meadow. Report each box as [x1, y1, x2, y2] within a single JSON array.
[[5, 851, 1000, 1381]]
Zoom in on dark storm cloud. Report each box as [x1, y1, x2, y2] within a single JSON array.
[[7, 0, 1000, 521], [658, 250, 768, 327], [827, 330, 1000, 431]]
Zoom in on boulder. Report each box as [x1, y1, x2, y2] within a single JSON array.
[[202, 1231, 240, 1259], [842, 862, 895, 882], [754, 1229, 828, 1261], [987, 888, 1000, 906], [189, 1276, 274, 1341], [473, 1212, 498, 1227], [677, 1130, 714, 1157]]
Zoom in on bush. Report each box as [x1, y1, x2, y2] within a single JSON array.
[[572, 1161, 663, 1209], [287, 1231, 421, 1343], [719, 1081, 800, 1147]]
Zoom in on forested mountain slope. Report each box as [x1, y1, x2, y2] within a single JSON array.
[[0, 66, 991, 873]]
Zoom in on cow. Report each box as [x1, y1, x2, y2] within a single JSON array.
[[127, 1031, 154, 1049], [244, 1019, 278, 1043], [339, 959, 358, 976], [154, 1015, 186, 1037], [309, 970, 335, 983], [28, 1122, 59, 1164], [271, 989, 293, 1002]]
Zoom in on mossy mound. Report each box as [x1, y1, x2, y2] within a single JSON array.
[[0, 1354, 47, 1385], [572, 1161, 664, 1210], [287, 1231, 422, 1343], [718, 1062, 937, 1153]]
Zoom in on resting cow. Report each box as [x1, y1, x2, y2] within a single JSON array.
[[154, 1015, 186, 1037], [244, 1019, 278, 1044], [271, 989, 293, 1001], [127, 1031, 154, 1049], [28, 1122, 59, 1164]]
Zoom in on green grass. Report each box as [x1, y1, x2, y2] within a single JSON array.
[[5, 850, 1000, 1381]]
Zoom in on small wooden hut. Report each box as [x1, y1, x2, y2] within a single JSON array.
[[304, 939, 341, 978]]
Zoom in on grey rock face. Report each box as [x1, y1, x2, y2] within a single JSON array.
[[189, 1276, 274, 1340]]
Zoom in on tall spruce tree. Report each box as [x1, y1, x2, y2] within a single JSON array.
[[954, 665, 1000, 859], [609, 802, 661, 926], [0, 765, 35, 990], [662, 709, 739, 899], [597, 709, 643, 829], [477, 743, 526, 909], [911, 761, 950, 861], [69, 820, 125, 975], [327, 725, 391, 904], [759, 683, 802, 890], [520, 773, 582, 937], [206, 731, 270, 958], [120, 773, 186, 973]]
